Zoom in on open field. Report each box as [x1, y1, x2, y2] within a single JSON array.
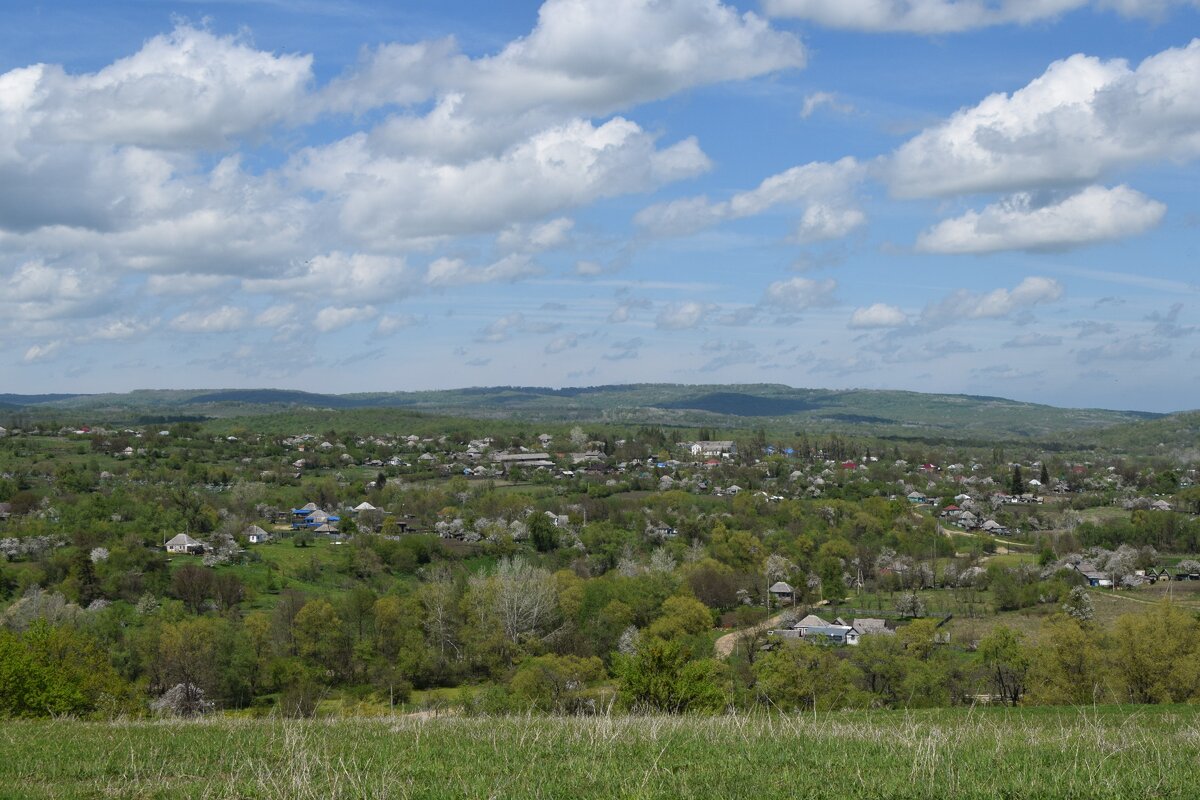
[[1, 707, 1197, 799]]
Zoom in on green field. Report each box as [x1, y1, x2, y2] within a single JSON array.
[[1, 707, 1197, 799]]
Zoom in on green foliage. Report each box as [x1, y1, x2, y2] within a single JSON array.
[[0, 622, 133, 719], [615, 639, 726, 713]]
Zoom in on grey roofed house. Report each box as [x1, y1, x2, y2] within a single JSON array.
[[792, 614, 831, 632], [0, 502, 11, 519], [313, 523, 338, 534], [353, 501, 377, 512], [768, 581, 794, 598], [244, 525, 271, 544], [165, 533, 204, 554], [852, 618, 892, 636]]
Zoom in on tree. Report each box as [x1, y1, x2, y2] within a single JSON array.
[[1010, 465, 1025, 496], [1027, 617, 1105, 705], [894, 591, 925, 618], [753, 641, 862, 711], [510, 654, 605, 713], [170, 564, 214, 613], [979, 626, 1030, 706], [616, 639, 725, 713], [1039, 463, 1050, 486], [1061, 586, 1094, 623], [646, 595, 713, 640], [529, 513, 558, 553]]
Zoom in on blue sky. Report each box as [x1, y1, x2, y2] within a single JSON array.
[[2, 0, 1199, 412]]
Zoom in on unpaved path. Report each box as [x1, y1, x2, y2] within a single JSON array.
[[713, 610, 793, 659]]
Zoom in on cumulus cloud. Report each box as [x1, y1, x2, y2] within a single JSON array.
[[635, 157, 864, 237], [1004, 332, 1063, 348], [919, 277, 1064, 326], [761, 277, 838, 312], [849, 303, 908, 329], [1076, 337, 1172, 364], [656, 301, 713, 330], [23, 341, 63, 363], [477, 312, 560, 343], [169, 305, 247, 333], [545, 333, 580, 353], [764, 0, 1197, 34], [375, 314, 421, 336], [425, 255, 542, 287], [323, 0, 804, 154], [800, 91, 852, 118], [0, 25, 311, 152], [888, 41, 1200, 197], [916, 185, 1165, 253], [314, 305, 377, 333], [497, 218, 574, 253], [244, 253, 413, 302]]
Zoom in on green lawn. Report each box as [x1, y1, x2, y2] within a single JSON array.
[[1, 707, 1197, 799]]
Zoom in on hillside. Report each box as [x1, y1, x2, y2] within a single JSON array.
[[0, 383, 1169, 441]]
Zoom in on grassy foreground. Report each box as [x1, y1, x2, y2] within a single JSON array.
[[1, 707, 1197, 799]]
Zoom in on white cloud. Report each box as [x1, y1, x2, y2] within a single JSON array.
[[425, 255, 542, 287], [794, 204, 866, 243], [296, 117, 709, 244], [255, 304, 297, 329], [545, 333, 580, 353], [920, 277, 1064, 326], [635, 157, 864, 237], [800, 91, 852, 118], [888, 41, 1200, 197], [849, 303, 908, 329], [376, 314, 421, 335], [477, 312, 559, 343], [23, 341, 63, 363], [1076, 337, 1172, 364], [314, 305, 377, 333], [497, 217, 574, 253], [916, 185, 1165, 253], [244, 253, 413, 302], [1004, 333, 1063, 347], [145, 274, 231, 296], [325, 0, 804, 156], [764, 0, 1196, 34], [0, 25, 311, 151], [169, 306, 248, 333], [91, 318, 155, 340], [761, 277, 838, 311], [656, 301, 713, 330]]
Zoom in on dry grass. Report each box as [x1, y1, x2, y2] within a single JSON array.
[[0, 706, 1197, 798]]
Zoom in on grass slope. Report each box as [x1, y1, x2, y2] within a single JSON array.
[[1, 708, 1196, 799]]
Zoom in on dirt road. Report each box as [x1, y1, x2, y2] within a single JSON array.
[[713, 610, 794, 658]]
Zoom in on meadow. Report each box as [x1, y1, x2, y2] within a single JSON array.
[[1, 706, 1197, 799]]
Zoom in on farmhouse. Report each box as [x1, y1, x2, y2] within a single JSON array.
[[164, 533, 204, 554], [243, 525, 271, 544], [688, 441, 737, 458]]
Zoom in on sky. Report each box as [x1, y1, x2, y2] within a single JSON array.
[[2, 0, 1199, 412]]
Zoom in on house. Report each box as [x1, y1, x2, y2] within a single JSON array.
[[907, 491, 928, 504], [165, 533, 204, 554], [244, 525, 272, 544], [768, 581, 794, 603], [0, 502, 11, 520], [1073, 562, 1110, 587], [688, 441, 737, 458], [353, 501, 377, 513], [851, 618, 892, 638], [493, 452, 556, 472]]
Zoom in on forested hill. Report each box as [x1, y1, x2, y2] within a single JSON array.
[[0, 384, 1169, 441]]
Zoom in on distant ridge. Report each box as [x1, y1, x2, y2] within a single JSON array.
[[0, 384, 1175, 442]]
